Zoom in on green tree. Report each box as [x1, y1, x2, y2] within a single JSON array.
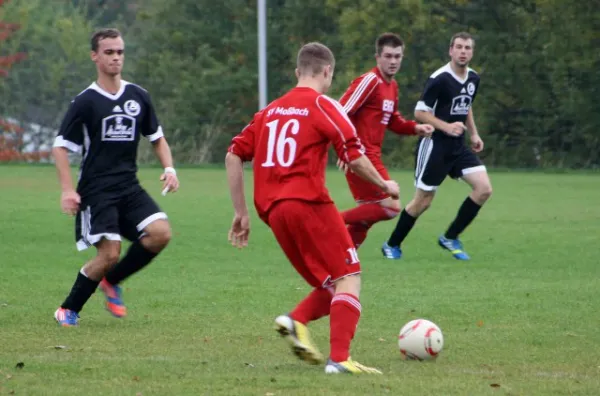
[[0, 0, 93, 160], [130, 0, 259, 163], [0, 0, 27, 161]]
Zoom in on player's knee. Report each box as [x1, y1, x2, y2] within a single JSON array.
[[334, 274, 361, 297], [147, 220, 172, 249], [474, 184, 493, 203], [380, 198, 401, 218], [411, 197, 432, 215], [98, 248, 120, 267], [386, 201, 402, 215]]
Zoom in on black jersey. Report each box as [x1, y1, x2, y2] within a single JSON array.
[[53, 81, 163, 197], [414, 63, 480, 142]]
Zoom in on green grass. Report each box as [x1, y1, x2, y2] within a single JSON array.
[[1, 165, 599, 395]]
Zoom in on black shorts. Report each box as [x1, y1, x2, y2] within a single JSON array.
[[414, 137, 486, 191], [74, 184, 166, 251]]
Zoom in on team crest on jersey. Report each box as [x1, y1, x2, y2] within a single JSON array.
[[102, 115, 136, 141], [450, 95, 472, 115], [467, 82, 476, 96], [124, 100, 141, 116]]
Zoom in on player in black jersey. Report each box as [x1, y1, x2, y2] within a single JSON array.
[[382, 32, 492, 261], [52, 28, 180, 326]]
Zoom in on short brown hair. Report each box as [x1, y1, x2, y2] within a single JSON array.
[[450, 32, 474, 48], [91, 28, 121, 52], [296, 42, 335, 77], [376, 33, 404, 55]]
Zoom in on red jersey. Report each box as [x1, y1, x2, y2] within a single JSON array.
[[339, 67, 417, 161], [228, 87, 365, 221]]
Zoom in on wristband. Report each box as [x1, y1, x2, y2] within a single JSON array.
[[164, 167, 176, 175]]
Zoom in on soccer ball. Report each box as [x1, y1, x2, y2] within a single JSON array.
[[398, 319, 444, 361]]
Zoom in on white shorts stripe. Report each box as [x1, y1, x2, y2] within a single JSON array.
[[461, 165, 487, 176], [414, 138, 437, 191], [136, 212, 168, 232], [76, 233, 121, 251]]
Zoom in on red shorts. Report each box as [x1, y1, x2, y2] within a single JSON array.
[[345, 158, 391, 203], [267, 200, 361, 288]]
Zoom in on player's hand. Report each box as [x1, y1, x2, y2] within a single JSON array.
[[381, 180, 400, 199], [415, 124, 434, 138], [471, 134, 484, 152], [61, 190, 80, 216], [160, 171, 179, 195], [444, 122, 466, 137], [228, 213, 250, 249], [336, 158, 349, 174]]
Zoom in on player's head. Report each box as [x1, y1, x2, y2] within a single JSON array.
[[295, 42, 336, 93], [449, 32, 474, 68], [375, 33, 404, 79], [91, 28, 124, 77]]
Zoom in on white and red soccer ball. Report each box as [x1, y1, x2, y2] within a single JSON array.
[[398, 319, 444, 361]]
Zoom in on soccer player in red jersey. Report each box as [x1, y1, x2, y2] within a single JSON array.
[[225, 42, 399, 374], [337, 33, 434, 251]]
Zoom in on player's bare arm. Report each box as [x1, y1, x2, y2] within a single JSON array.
[[347, 156, 400, 199], [466, 108, 484, 152], [52, 146, 80, 216], [414, 110, 465, 137], [152, 137, 179, 194], [225, 152, 250, 248]]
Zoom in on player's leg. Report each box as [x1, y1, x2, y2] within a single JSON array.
[[268, 201, 327, 365], [383, 138, 446, 259], [324, 274, 380, 374], [55, 201, 122, 326], [439, 154, 492, 260], [344, 199, 400, 249], [101, 187, 170, 317], [288, 286, 334, 325], [299, 203, 380, 374], [383, 188, 436, 257], [341, 164, 400, 248]]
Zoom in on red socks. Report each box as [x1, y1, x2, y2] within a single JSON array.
[[290, 287, 334, 325], [346, 224, 371, 248], [342, 204, 399, 247], [342, 203, 398, 225], [329, 293, 361, 362]]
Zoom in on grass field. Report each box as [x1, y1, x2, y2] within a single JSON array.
[[1, 165, 599, 395]]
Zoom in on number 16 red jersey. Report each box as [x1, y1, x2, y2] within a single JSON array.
[[228, 87, 365, 222]]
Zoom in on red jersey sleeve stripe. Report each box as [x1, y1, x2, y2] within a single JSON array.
[[316, 95, 364, 162], [321, 95, 357, 131], [342, 72, 378, 114]]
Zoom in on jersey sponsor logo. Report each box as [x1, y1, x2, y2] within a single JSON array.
[[450, 95, 472, 115], [124, 100, 141, 116], [381, 99, 394, 124], [102, 115, 136, 141], [266, 106, 309, 117], [467, 82, 476, 96], [382, 99, 394, 112]]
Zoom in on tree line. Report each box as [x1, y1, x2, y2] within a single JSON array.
[[0, 0, 598, 168]]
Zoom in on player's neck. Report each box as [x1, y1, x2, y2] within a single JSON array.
[[296, 79, 324, 94], [96, 74, 122, 95], [450, 62, 468, 79]]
